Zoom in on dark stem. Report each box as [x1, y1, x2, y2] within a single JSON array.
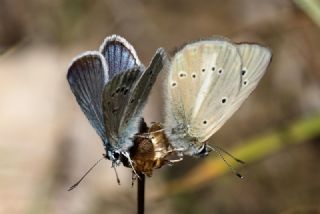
[[137, 173, 145, 214]]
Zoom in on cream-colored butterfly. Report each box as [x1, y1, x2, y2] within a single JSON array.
[[164, 38, 272, 157]]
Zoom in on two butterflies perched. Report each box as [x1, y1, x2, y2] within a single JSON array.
[[67, 35, 272, 183]]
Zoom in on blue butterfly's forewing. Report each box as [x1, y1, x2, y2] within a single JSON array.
[[67, 51, 109, 146], [102, 67, 142, 152], [120, 48, 166, 133], [102, 48, 166, 153]]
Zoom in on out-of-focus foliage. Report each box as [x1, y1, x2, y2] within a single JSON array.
[[1, 0, 320, 213], [164, 115, 320, 195], [295, 0, 320, 27]]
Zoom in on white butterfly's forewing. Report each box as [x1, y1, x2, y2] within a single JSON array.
[[190, 41, 243, 142], [165, 40, 242, 152], [165, 39, 272, 155]]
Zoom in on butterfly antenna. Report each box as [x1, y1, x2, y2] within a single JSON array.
[[68, 157, 104, 191], [208, 145, 245, 164], [210, 146, 244, 179], [148, 128, 166, 134], [134, 127, 167, 138], [122, 152, 140, 179], [134, 134, 149, 139]]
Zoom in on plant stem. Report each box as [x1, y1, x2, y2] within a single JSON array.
[[137, 173, 145, 214]]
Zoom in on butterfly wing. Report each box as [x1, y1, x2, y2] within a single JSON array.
[[102, 48, 166, 153], [99, 35, 142, 79], [208, 43, 272, 135], [102, 67, 142, 151], [235, 43, 272, 104], [119, 48, 166, 133], [67, 51, 109, 145], [165, 39, 271, 155]]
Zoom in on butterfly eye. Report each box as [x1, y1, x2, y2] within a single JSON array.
[[241, 70, 246, 76], [202, 120, 207, 125], [192, 73, 196, 78], [171, 81, 177, 87], [243, 80, 248, 85], [211, 67, 215, 71], [202, 68, 205, 72], [218, 69, 223, 74]]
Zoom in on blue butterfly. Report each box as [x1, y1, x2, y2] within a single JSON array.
[[67, 35, 166, 183]]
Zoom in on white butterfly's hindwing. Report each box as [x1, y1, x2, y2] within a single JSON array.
[[236, 44, 272, 100], [165, 39, 272, 156], [209, 44, 272, 135]]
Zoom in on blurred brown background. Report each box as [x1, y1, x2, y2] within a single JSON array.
[[1, 0, 320, 213]]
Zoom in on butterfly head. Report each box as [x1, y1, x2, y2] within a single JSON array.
[[193, 143, 212, 158], [105, 150, 120, 164], [167, 123, 205, 156], [178, 137, 212, 157]]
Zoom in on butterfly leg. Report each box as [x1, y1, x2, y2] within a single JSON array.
[[131, 171, 138, 187], [122, 151, 141, 179], [112, 164, 121, 185], [108, 152, 121, 184]]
